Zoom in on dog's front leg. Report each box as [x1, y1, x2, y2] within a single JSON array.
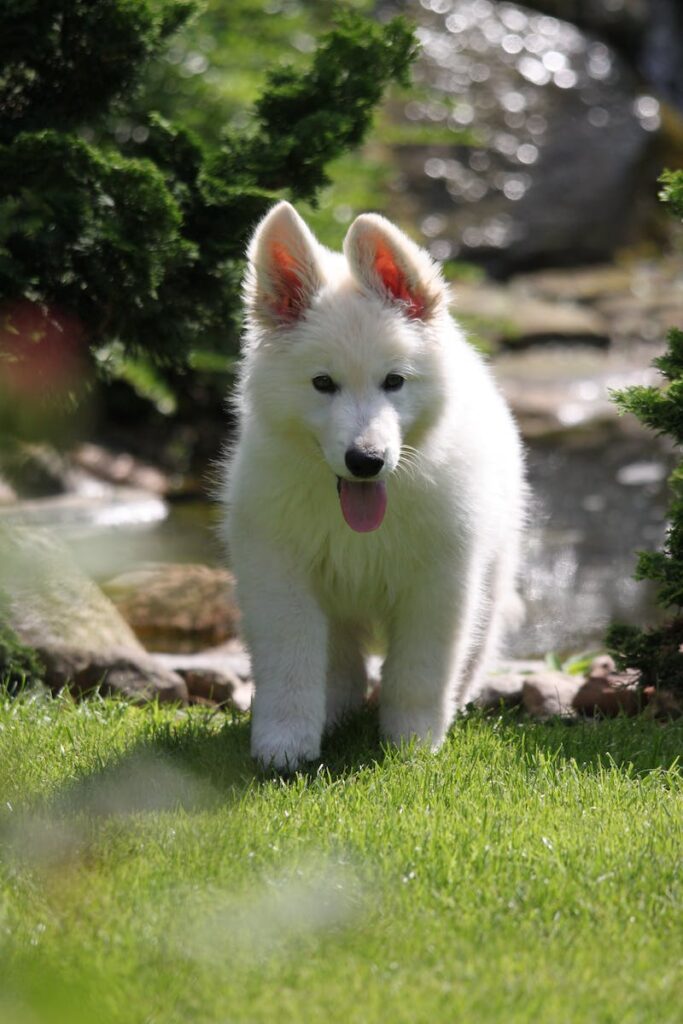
[[234, 545, 327, 772], [380, 572, 471, 751]]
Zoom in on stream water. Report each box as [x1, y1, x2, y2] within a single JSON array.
[[58, 429, 671, 661], [518, 432, 669, 656]]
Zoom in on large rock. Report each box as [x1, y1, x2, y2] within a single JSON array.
[[104, 563, 240, 653], [524, 1, 683, 114], [37, 645, 189, 704], [0, 526, 188, 703], [384, 0, 658, 274]]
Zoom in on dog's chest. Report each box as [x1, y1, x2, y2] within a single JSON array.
[[313, 550, 391, 618], [307, 514, 433, 621]]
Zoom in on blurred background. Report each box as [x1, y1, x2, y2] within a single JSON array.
[[1, 0, 683, 659]]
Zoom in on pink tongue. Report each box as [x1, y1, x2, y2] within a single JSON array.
[[339, 480, 387, 533]]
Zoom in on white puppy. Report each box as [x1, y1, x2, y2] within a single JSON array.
[[221, 202, 525, 770]]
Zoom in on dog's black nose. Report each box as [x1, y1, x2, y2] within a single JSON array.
[[345, 447, 385, 478]]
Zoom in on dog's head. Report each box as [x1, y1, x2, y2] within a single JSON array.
[[241, 202, 451, 531]]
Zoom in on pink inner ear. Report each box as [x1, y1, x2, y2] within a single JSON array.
[[271, 242, 305, 321], [374, 241, 425, 320]]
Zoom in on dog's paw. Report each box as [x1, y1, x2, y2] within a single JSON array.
[[379, 707, 448, 752], [251, 728, 321, 774]]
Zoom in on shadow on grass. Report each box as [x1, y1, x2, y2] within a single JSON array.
[[58, 704, 388, 808], [6, 693, 681, 847], [5, 700, 389, 830], [54, 711, 256, 817], [460, 704, 683, 776], [323, 702, 683, 779]]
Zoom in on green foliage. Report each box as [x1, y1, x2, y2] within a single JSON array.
[[0, 0, 195, 141], [658, 168, 683, 219], [0, 595, 44, 693], [605, 619, 683, 692], [612, 328, 683, 444], [544, 649, 603, 676], [608, 170, 683, 691], [0, 130, 192, 353], [215, 13, 417, 200], [0, 0, 416, 373]]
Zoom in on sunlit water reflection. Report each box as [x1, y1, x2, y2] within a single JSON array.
[[381, 0, 656, 271], [515, 433, 670, 657]]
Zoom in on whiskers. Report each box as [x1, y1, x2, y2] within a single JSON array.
[[395, 444, 423, 482]]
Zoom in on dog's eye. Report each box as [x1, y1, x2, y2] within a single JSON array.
[[382, 373, 405, 392], [312, 374, 338, 394]]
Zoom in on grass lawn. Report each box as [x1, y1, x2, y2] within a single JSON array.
[[0, 691, 681, 1024]]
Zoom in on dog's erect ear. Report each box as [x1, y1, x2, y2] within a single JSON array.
[[344, 213, 445, 321], [245, 202, 323, 326]]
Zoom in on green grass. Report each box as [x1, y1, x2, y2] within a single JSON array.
[[1, 691, 681, 1024]]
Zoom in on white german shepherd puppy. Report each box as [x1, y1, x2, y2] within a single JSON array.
[[221, 202, 525, 770]]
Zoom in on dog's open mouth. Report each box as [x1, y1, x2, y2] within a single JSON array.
[[336, 477, 387, 533]]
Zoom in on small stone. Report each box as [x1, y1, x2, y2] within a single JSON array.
[[522, 672, 581, 719], [188, 669, 252, 711], [72, 443, 171, 496], [573, 675, 641, 716], [588, 654, 617, 679], [476, 672, 526, 709], [567, 657, 642, 716], [151, 641, 253, 711]]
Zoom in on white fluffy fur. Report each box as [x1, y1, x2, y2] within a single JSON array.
[[221, 201, 526, 770]]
